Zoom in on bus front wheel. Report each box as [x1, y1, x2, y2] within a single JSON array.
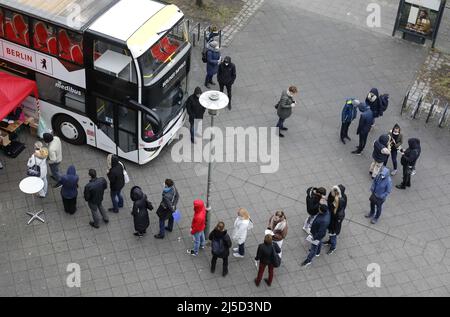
[[53, 115, 86, 146]]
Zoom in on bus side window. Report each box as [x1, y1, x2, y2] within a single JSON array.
[[58, 29, 83, 65], [32, 20, 56, 55], [4, 10, 29, 46]]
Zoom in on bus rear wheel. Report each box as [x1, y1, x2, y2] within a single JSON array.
[[53, 115, 86, 146]]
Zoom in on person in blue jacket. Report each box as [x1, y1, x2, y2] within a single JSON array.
[[58, 165, 79, 215], [301, 204, 330, 267], [340, 98, 360, 144], [366, 166, 392, 224], [352, 104, 374, 155], [204, 41, 221, 88]]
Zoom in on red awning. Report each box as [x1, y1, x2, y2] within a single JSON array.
[[0, 71, 39, 121]]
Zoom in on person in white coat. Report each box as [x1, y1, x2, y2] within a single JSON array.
[[232, 208, 253, 258], [27, 142, 49, 198]]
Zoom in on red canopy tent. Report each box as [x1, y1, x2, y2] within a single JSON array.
[[0, 71, 39, 121]]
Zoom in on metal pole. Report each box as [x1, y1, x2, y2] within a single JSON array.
[[204, 113, 215, 236]]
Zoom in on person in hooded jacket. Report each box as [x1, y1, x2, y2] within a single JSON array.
[[232, 208, 252, 258], [185, 87, 205, 144], [340, 99, 360, 144], [303, 187, 327, 234], [267, 211, 288, 258], [411, 138, 421, 176], [276, 86, 298, 137], [217, 56, 236, 110], [84, 169, 109, 228], [187, 199, 207, 256], [352, 105, 374, 155], [107, 154, 125, 213], [27, 145, 49, 198], [384, 124, 403, 176], [205, 41, 221, 88], [209, 221, 232, 277], [130, 186, 153, 237], [58, 165, 79, 214], [154, 179, 179, 239], [366, 166, 392, 224], [254, 234, 281, 287], [324, 185, 347, 255], [366, 88, 381, 119], [369, 134, 391, 178], [396, 138, 421, 189]]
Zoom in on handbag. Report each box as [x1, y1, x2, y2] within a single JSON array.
[[119, 162, 130, 184], [27, 156, 41, 177], [272, 244, 281, 268]]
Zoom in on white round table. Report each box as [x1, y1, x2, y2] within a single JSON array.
[[19, 177, 45, 225]]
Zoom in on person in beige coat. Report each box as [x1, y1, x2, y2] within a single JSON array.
[[267, 211, 288, 257], [43, 133, 62, 187]]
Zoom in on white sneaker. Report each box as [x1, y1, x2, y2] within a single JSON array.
[[411, 170, 416, 176], [233, 253, 244, 258], [391, 169, 397, 176], [233, 247, 239, 252]]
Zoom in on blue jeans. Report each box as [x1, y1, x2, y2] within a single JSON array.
[[330, 235, 337, 250], [193, 231, 206, 254], [110, 190, 124, 212], [276, 118, 285, 129], [158, 216, 174, 237], [238, 243, 245, 256], [49, 163, 60, 182], [369, 195, 385, 220], [306, 241, 322, 262]]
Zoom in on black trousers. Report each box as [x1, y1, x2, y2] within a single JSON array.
[[357, 132, 369, 152], [62, 196, 77, 214], [219, 83, 232, 103], [401, 165, 412, 187], [211, 255, 228, 273], [340, 122, 351, 140]]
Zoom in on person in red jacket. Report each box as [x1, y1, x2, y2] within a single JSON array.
[[187, 200, 207, 256]]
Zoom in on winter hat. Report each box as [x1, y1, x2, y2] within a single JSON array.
[[194, 86, 202, 96], [43, 133, 54, 143], [224, 56, 231, 64]]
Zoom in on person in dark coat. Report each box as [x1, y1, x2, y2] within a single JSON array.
[[275, 86, 298, 137], [340, 99, 360, 144], [58, 165, 79, 214], [303, 187, 326, 234], [107, 154, 125, 213], [396, 138, 421, 189], [324, 185, 347, 254], [217, 56, 236, 110], [352, 105, 374, 155], [130, 186, 153, 237], [411, 138, 421, 176], [205, 41, 221, 88], [301, 204, 330, 267], [369, 134, 391, 178], [254, 234, 281, 287], [366, 88, 381, 119], [185, 87, 205, 144], [209, 221, 232, 277], [154, 179, 179, 239], [384, 124, 403, 176], [84, 169, 109, 229]]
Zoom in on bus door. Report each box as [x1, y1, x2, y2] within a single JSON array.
[[95, 96, 139, 163]]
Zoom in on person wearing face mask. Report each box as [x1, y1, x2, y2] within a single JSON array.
[[217, 56, 236, 110], [396, 138, 421, 190], [385, 124, 403, 176], [267, 211, 288, 258], [366, 88, 381, 120], [185, 87, 205, 144], [205, 41, 221, 88]]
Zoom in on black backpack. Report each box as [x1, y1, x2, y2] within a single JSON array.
[[380, 94, 389, 113], [201, 48, 208, 63], [212, 237, 225, 256]]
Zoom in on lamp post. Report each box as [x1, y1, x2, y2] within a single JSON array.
[[199, 90, 229, 236]]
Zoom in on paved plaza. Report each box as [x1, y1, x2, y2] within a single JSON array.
[[1, 0, 450, 297]]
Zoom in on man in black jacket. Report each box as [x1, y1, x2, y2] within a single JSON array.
[[217, 56, 236, 110], [84, 169, 108, 229], [185, 87, 205, 144], [396, 138, 421, 189], [303, 187, 326, 234], [107, 154, 125, 213]]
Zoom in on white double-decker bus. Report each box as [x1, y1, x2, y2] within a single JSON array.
[[0, 0, 191, 164]]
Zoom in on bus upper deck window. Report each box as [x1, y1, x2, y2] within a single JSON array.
[[32, 20, 56, 55], [58, 29, 83, 65], [4, 10, 29, 46], [0, 9, 4, 37]]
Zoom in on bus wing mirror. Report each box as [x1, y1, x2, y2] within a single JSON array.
[[127, 99, 163, 133]]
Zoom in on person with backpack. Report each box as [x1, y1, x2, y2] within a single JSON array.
[[254, 234, 281, 287], [301, 204, 331, 267], [204, 41, 221, 89], [217, 56, 237, 110], [369, 134, 391, 179], [275, 86, 298, 137], [209, 221, 232, 277], [324, 185, 347, 255], [57, 165, 79, 215], [185, 87, 205, 144], [107, 154, 125, 213], [352, 104, 374, 155], [396, 138, 421, 190], [154, 179, 179, 239], [267, 211, 288, 257], [304, 187, 327, 234], [84, 169, 109, 229], [340, 99, 360, 144], [187, 199, 207, 256], [130, 186, 153, 237], [384, 124, 403, 176], [26, 144, 49, 198], [366, 166, 392, 224], [232, 208, 253, 258]]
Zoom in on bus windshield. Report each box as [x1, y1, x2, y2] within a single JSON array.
[[138, 19, 188, 85]]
